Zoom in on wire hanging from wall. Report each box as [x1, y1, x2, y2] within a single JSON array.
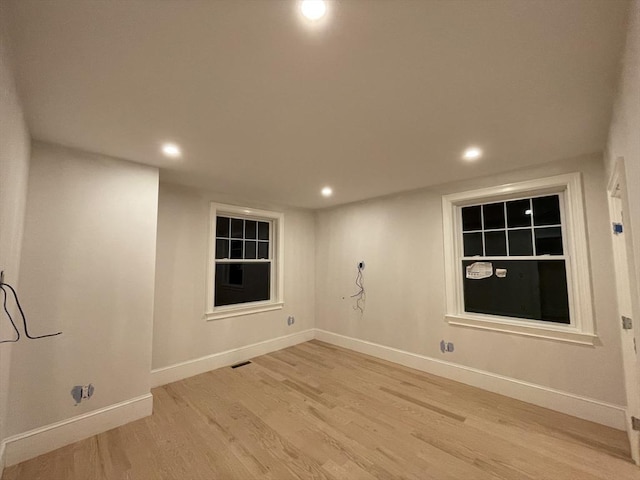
[[0, 274, 62, 343], [0, 286, 20, 343], [350, 262, 366, 314]]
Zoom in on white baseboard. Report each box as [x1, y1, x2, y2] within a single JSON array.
[[1, 393, 153, 467], [151, 329, 316, 388], [314, 329, 627, 430]]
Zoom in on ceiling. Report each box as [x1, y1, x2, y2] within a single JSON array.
[[3, 0, 630, 209]]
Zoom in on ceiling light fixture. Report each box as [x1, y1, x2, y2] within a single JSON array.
[[300, 0, 327, 21], [161, 142, 182, 158], [462, 146, 483, 161], [321, 186, 333, 197]]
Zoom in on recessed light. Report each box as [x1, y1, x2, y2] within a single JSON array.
[[321, 186, 333, 197], [161, 143, 182, 158], [462, 146, 482, 161], [301, 0, 327, 20]]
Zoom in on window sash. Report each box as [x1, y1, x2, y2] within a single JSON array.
[[458, 193, 571, 325], [458, 193, 567, 258], [215, 259, 271, 263]]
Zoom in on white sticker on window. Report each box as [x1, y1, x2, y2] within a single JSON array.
[[496, 268, 507, 278], [466, 262, 493, 280]]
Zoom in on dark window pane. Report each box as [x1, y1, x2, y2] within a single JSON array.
[[483, 202, 505, 230], [258, 222, 270, 241], [507, 199, 532, 228], [228, 264, 243, 285], [463, 233, 483, 256], [216, 217, 230, 238], [245, 241, 257, 259], [533, 195, 561, 226], [215, 239, 229, 259], [257, 241, 269, 259], [230, 240, 243, 259], [484, 231, 507, 256], [214, 263, 271, 306], [535, 227, 563, 255], [231, 218, 244, 238], [508, 230, 533, 256], [462, 259, 569, 324], [462, 206, 482, 231], [245, 220, 257, 239], [538, 260, 571, 323]]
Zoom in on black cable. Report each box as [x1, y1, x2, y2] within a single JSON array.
[[350, 264, 365, 314], [0, 282, 62, 340], [0, 286, 20, 343]]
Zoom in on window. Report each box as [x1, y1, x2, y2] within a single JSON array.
[[442, 173, 596, 344], [461, 194, 569, 323], [205, 203, 284, 320]]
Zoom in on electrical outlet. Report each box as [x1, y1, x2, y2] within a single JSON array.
[[71, 384, 94, 405], [287, 315, 295, 326], [440, 340, 454, 353]]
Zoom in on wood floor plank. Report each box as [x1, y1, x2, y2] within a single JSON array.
[[2, 340, 637, 480]]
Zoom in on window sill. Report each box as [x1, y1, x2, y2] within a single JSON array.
[[204, 301, 284, 321], [445, 314, 597, 345]]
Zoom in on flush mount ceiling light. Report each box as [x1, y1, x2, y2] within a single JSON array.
[[462, 146, 483, 161], [321, 186, 333, 197], [161, 142, 182, 158], [300, 0, 327, 20]]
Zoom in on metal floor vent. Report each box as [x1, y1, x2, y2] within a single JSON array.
[[231, 361, 252, 369]]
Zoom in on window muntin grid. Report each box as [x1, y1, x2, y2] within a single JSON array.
[[215, 216, 271, 261], [461, 194, 564, 258]]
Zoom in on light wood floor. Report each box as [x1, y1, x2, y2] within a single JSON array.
[[3, 340, 638, 479]]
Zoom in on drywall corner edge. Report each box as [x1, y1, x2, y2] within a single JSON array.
[[313, 329, 626, 430], [1, 393, 153, 467], [0, 439, 6, 476]]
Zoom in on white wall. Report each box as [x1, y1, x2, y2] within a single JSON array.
[[316, 154, 626, 406], [0, 24, 30, 462], [607, 0, 640, 319], [5, 142, 159, 437], [152, 183, 315, 370]]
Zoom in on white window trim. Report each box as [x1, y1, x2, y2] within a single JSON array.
[[204, 203, 284, 321], [442, 173, 597, 345]]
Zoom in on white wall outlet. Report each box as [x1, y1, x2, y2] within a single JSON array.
[[287, 315, 295, 326]]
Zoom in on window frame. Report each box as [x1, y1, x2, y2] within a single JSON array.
[[205, 203, 284, 321], [442, 173, 597, 345]]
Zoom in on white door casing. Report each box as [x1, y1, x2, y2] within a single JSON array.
[[607, 157, 640, 465]]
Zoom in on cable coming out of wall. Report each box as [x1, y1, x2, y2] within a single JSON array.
[[351, 261, 366, 314], [0, 272, 62, 343]]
